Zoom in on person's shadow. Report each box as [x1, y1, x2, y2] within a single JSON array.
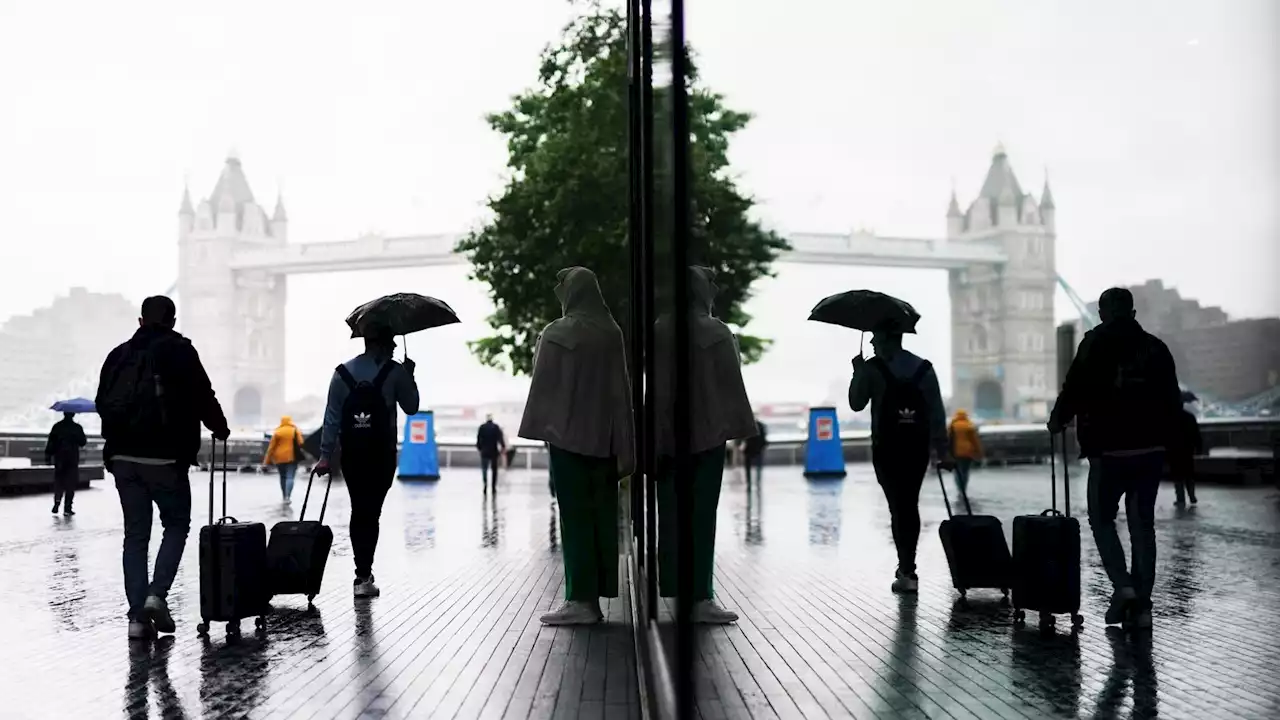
[[1163, 506, 1201, 619], [869, 595, 921, 716], [124, 636, 187, 719], [481, 489, 502, 548], [549, 501, 560, 552], [1091, 627, 1158, 719], [1010, 621, 1083, 717]]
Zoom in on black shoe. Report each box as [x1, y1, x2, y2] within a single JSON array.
[[63, 509, 75, 517], [51, 505, 59, 515]]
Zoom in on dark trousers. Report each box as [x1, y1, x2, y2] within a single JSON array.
[[656, 448, 725, 600], [954, 458, 973, 496], [480, 454, 500, 491], [114, 461, 192, 621], [743, 453, 764, 485], [53, 463, 78, 511], [872, 449, 929, 575], [1170, 453, 1197, 503], [1087, 451, 1164, 604], [342, 457, 395, 579]]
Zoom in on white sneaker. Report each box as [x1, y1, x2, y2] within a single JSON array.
[[691, 600, 739, 624], [144, 595, 176, 634], [891, 569, 919, 594], [128, 620, 154, 641], [539, 601, 601, 626], [354, 576, 380, 598]]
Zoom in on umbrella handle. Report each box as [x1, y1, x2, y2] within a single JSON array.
[[402, 334, 409, 362]]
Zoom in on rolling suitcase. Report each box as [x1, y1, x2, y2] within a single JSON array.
[[198, 437, 271, 637], [937, 465, 1013, 602], [266, 469, 334, 604], [1011, 432, 1083, 629]]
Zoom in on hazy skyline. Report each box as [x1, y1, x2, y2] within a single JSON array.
[[2, 0, 1277, 406]]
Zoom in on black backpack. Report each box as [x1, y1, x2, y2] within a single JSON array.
[[336, 362, 396, 465], [871, 357, 933, 455], [97, 341, 168, 439]]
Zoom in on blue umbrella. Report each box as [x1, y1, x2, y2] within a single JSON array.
[[51, 398, 95, 414]]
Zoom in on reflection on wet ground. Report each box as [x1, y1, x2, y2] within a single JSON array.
[[696, 463, 1280, 718], [0, 467, 634, 719]]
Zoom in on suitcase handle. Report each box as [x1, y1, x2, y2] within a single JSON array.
[[1039, 508, 1063, 517], [208, 435, 229, 527], [298, 468, 334, 523], [1049, 431, 1072, 518], [216, 516, 239, 525], [935, 465, 973, 519]]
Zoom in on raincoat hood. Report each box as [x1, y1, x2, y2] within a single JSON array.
[[689, 266, 717, 315], [279, 415, 294, 427], [541, 267, 620, 351], [952, 410, 970, 424]]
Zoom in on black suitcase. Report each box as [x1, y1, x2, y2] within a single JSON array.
[[266, 469, 334, 603], [198, 437, 271, 637], [937, 466, 1013, 601], [1011, 432, 1083, 629]]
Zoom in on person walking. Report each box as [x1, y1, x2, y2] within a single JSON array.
[[45, 411, 87, 516], [96, 295, 230, 640], [314, 325, 418, 599], [947, 409, 983, 496], [740, 418, 768, 486], [1172, 405, 1201, 506], [263, 415, 304, 504], [849, 328, 951, 594], [1048, 287, 1182, 630], [653, 267, 757, 624], [519, 267, 634, 626], [476, 414, 506, 493]]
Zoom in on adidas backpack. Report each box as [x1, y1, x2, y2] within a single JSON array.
[[871, 357, 934, 455], [336, 362, 396, 465]]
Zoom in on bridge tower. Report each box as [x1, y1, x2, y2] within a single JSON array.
[[177, 154, 287, 428], [948, 145, 1057, 421]]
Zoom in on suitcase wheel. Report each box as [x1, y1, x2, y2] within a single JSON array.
[[255, 616, 267, 631], [226, 621, 241, 639], [1071, 614, 1084, 627], [1039, 613, 1056, 628], [1013, 610, 1026, 626], [196, 621, 209, 636]]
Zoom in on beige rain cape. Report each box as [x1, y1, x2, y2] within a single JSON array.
[[519, 267, 636, 477], [653, 266, 758, 456]]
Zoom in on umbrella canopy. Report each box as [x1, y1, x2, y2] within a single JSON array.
[[807, 290, 921, 334], [51, 398, 96, 414], [345, 293, 460, 339]]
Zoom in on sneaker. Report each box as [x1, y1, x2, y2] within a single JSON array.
[[128, 619, 155, 641], [891, 569, 919, 594], [51, 505, 59, 515], [539, 601, 601, 626], [63, 509, 75, 517], [1105, 587, 1137, 625], [1189, 494, 1198, 505], [691, 600, 739, 624], [354, 576, 380, 598], [144, 595, 176, 634]]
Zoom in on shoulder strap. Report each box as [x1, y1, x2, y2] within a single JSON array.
[[909, 359, 933, 386], [371, 361, 396, 390], [336, 364, 357, 389]]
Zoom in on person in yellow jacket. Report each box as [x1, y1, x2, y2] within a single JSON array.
[[263, 416, 304, 503], [948, 409, 983, 495]]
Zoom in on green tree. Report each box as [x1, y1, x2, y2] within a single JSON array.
[[457, 2, 789, 376]]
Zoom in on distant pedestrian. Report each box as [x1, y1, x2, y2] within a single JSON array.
[[520, 267, 634, 626], [740, 418, 768, 485], [96, 295, 230, 640], [1171, 407, 1201, 506], [849, 329, 952, 594], [948, 409, 983, 496], [263, 415, 304, 504], [44, 411, 87, 516], [314, 325, 419, 599], [476, 414, 506, 493], [1048, 287, 1182, 630]]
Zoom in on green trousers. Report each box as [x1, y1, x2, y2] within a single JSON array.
[[657, 447, 725, 601], [549, 446, 620, 600]]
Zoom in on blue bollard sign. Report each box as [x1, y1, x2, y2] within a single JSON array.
[[804, 406, 846, 478], [398, 411, 440, 480]]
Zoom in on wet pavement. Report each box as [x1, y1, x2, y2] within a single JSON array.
[[0, 467, 637, 719], [2, 462, 1279, 719]]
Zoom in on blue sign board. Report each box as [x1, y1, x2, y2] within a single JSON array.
[[803, 406, 846, 479], [398, 411, 440, 480]]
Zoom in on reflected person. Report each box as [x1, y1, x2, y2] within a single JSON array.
[[519, 267, 635, 625], [654, 267, 757, 624]]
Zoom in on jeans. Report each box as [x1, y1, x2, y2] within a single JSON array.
[[276, 462, 297, 500], [114, 461, 192, 621], [342, 456, 395, 579], [954, 458, 973, 496], [53, 462, 78, 511], [744, 454, 764, 485], [480, 454, 500, 491], [872, 449, 929, 575], [1087, 451, 1164, 603]]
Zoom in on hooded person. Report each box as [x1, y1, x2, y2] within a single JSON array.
[[519, 267, 635, 625], [947, 409, 983, 495], [263, 415, 304, 503], [652, 266, 757, 624]]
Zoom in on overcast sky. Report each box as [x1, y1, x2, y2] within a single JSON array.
[[1, 0, 1276, 405]]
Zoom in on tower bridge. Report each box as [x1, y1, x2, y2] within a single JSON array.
[[178, 146, 1059, 427]]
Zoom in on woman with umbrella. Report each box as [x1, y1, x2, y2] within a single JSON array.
[[519, 267, 635, 625]]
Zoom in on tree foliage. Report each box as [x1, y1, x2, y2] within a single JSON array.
[[457, 2, 789, 375]]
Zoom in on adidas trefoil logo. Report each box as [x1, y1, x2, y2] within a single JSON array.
[[353, 412, 372, 429], [898, 409, 916, 423]]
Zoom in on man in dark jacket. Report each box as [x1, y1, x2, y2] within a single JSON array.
[[96, 296, 230, 640], [476, 415, 506, 493], [740, 418, 768, 485], [45, 412, 87, 516], [1171, 406, 1201, 506], [1048, 287, 1182, 631]]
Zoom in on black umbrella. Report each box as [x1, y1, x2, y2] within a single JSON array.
[[345, 293, 460, 357], [807, 289, 921, 334]]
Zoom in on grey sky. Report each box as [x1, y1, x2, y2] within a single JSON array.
[[2, 0, 1276, 405]]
